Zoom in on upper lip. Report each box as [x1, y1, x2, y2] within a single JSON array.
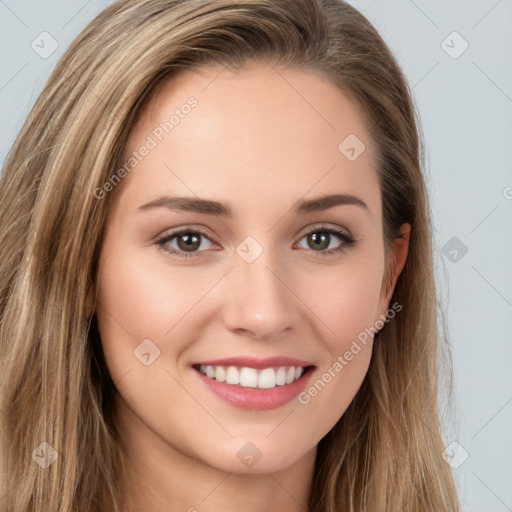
[[192, 356, 315, 369]]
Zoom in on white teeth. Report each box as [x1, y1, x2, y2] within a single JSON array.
[[226, 366, 240, 385], [215, 366, 226, 383], [197, 364, 307, 389], [275, 367, 286, 386], [240, 367, 258, 387], [258, 368, 276, 388]]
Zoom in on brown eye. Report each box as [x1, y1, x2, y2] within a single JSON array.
[[306, 231, 331, 251], [296, 226, 356, 256], [176, 233, 202, 252], [156, 229, 217, 258]]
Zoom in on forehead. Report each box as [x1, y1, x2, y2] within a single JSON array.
[[117, 62, 381, 221]]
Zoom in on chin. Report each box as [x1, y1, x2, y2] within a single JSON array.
[[195, 438, 313, 475]]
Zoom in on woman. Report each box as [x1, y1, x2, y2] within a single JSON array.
[[0, 0, 461, 510]]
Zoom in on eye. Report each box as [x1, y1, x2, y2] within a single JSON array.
[[156, 228, 218, 258], [156, 225, 357, 259], [295, 226, 356, 257]]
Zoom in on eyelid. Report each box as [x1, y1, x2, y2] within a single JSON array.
[[295, 222, 353, 239], [155, 225, 220, 252], [156, 223, 357, 258], [156, 222, 353, 243], [155, 224, 218, 241]]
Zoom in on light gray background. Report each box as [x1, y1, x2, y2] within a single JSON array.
[[1, 1, 511, 510]]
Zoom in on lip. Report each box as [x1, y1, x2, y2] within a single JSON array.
[[191, 361, 316, 411], [191, 356, 314, 369]]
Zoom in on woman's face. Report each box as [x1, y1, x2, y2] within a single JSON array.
[[94, 62, 409, 474]]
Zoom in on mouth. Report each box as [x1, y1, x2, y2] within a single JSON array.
[[190, 356, 316, 410], [192, 363, 315, 390]]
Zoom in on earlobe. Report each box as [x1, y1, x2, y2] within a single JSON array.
[[380, 222, 411, 309]]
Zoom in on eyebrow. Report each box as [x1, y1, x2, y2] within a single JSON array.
[[137, 193, 369, 216]]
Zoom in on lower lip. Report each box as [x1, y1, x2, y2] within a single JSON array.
[[193, 367, 315, 411]]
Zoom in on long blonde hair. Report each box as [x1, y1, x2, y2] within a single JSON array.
[[0, 0, 460, 510]]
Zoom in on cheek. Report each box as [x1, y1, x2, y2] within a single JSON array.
[[94, 244, 216, 378], [292, 253, 383, 431], [300, 252, 384, 344], [99, 241, 222, 324], [94, 246, 219, 440]]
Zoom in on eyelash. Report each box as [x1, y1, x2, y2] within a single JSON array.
[[155, 225, 357, 259]]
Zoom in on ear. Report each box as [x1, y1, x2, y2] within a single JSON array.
[[378, 222, 411, 313]]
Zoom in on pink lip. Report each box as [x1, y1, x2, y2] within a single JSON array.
[[192, 364, 316, 411], [191, 356, 314, 369]]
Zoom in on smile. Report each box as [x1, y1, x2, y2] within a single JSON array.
[[191, 356, 316, 410], [194, 364, 310, 389]]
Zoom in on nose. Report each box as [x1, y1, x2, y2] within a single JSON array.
[[221, 248, 299, 341]]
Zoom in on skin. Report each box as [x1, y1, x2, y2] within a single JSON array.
[[91, 62, 410, 512]]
